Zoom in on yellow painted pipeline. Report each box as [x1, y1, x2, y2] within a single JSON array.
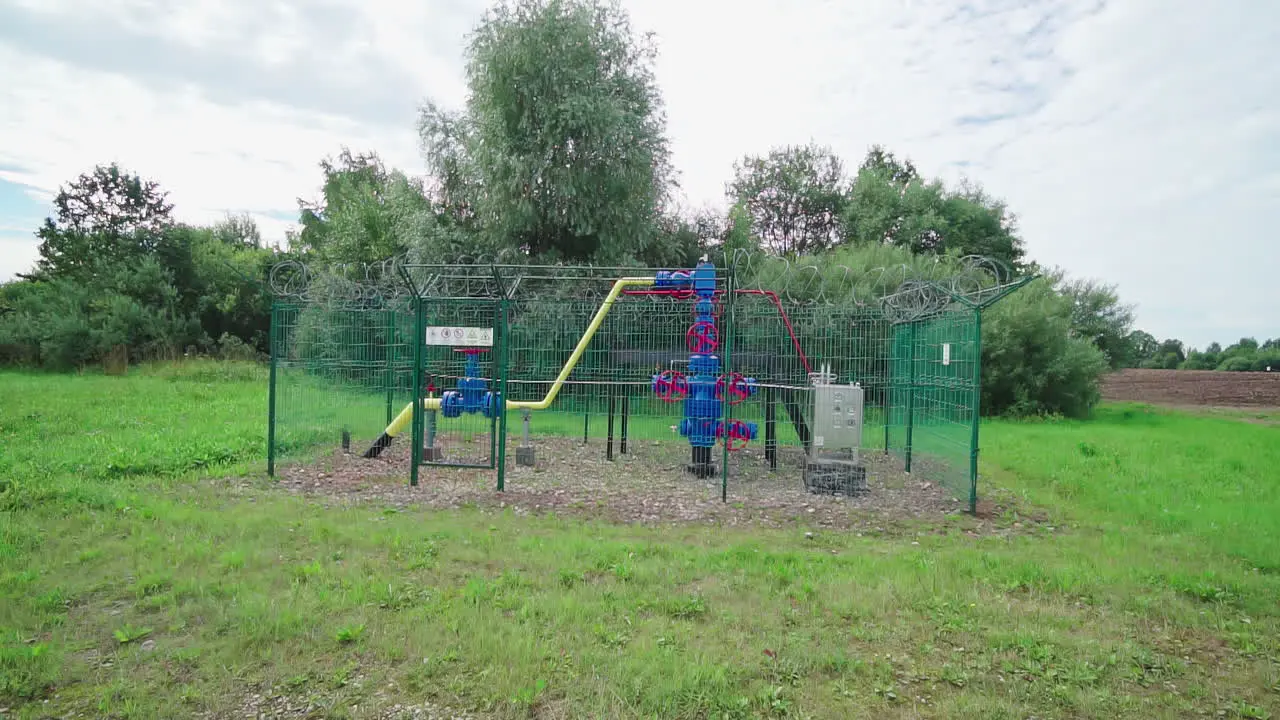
[[367, 277, 654, 453]]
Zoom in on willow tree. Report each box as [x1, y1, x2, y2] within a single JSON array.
[[419, 0, 674, 264]]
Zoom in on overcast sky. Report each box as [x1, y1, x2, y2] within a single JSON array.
[[0, 0, 1275, 348]]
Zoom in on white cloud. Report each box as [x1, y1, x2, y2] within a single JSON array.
[[0, 233, 40, 278], [0, 43, 423, 242], [0, 0, 1276, 347]]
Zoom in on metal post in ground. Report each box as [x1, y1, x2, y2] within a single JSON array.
[[516, 409, 536, 467], [495, 296, 511, 491], [384, 308, 396, 426], [968, 310, 983, 514], [267, 303, 279, 477], [620, 393, 630, 455], [410, 298, 424, 487], [606, 393, 616, 461], [904, 321, 918, 474], [765, 385, 777, 471]]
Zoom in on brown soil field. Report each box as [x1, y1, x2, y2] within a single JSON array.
[[1101, 368, 1280, 408]]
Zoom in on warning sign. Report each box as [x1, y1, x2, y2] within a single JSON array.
[[425, 326, 493, 346]]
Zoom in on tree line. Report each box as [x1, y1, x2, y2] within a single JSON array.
[[2, 0, 1263, 415], [1123, 334, 1280, 372]]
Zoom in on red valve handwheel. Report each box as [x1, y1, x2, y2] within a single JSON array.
[[654, 370, 689, 402], [721, 420, 751, 451], [686, 321, 719, 353], [715, 372, 751, 405]]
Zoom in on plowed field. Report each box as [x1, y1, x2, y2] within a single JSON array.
[[1101, 368, 1280, 407]]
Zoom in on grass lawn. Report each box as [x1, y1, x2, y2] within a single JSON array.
[[2, 361, 1278, 719]]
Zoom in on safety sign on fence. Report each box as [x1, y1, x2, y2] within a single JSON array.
[[425, 326, 494, 346]]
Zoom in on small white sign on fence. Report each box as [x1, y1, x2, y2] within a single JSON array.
[[425, 326, 493, 347], [942, 343, 951, 366]]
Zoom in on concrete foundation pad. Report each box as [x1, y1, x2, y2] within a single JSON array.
[[515, 446, 536, 466], [803, 457, 869, 496]]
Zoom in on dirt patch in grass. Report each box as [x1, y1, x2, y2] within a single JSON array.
[[274, 435, 984, 532], [208, 686, 478, 719]]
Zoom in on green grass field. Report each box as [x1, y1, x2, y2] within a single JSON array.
[[2, 361, 1278, 719]]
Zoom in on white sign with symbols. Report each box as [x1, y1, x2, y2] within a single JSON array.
[[942, 342, 951, 366], [425, 326, 493, 346]]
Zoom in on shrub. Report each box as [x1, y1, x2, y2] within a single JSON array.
[[1217, 356, 1253, 372], [981, 277, 1109, 418], [216, 332, 262, 361]]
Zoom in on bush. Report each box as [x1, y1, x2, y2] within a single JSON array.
[[0, 259, 201, 370], [1253, 351, 1280, 372], [1217, 356, 1253, 372], [981, 277, 1109, 418], [216, 332, 262, 361]]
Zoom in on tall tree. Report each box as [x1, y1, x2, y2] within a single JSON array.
[[727, 143, 846, 256], [32, 163, 175, 279], [859, 144, 919, 187], [419, 0, 673, 264], [1148, 338, 1186, 369], [1123, 330, 1160, 367], [1054, 274, 1136, 369], [842, 148, 1025, 268], [292, 149, 431, 266]]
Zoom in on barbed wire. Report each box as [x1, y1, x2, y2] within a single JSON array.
[[268, 250, 1030, 317], [728, 249, 1025, 320]]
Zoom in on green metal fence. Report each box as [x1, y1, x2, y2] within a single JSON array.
[[267, 255, 1029, 512]]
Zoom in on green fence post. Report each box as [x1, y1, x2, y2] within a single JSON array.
[[720, 265, 735, 503], [968, 309, 983, 514], [384, 308, 396, 425], [904, 321, 918, 474], [410, 298, 424, 487], [267, 302, 279, 477], [883, 332, 891, 455], [495, 298, 510, 491]]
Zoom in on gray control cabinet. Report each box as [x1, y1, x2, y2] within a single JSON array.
[[811, 383, 863, 454]]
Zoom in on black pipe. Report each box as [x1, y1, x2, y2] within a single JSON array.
[[607, 394, 616, 461], [765, 387, 777, 470], [780, 389, 812, 452], [583, 411, 589, 444], [690, 446, 714, 478], [362, 432, 392, 459], [620, 394, 630, 455]]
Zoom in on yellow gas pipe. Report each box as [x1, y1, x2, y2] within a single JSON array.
[[365, 277, 654, 455]]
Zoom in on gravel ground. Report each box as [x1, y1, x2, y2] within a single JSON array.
[[276, 435, 969, 530]]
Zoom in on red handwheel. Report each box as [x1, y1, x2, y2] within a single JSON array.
[[654, 370, 689, 402], [686, 322, 719, 353], [722, 420, 751, 451], [715, 373, 751, 405]]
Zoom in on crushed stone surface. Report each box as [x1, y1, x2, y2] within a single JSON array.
[[274, 435, 973, 531]]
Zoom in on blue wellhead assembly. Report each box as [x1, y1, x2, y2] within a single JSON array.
[[650, 262, 759, 477]]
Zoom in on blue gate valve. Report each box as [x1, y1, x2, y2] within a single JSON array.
[[440, 348, 503, 419]]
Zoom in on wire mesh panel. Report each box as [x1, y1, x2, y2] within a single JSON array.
[[266, 254, 1031, 516], [887, 311, 980, 508], [269, 300, 414, 469], [415, 298, 502, 469], [499, 271, 734, 479]]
